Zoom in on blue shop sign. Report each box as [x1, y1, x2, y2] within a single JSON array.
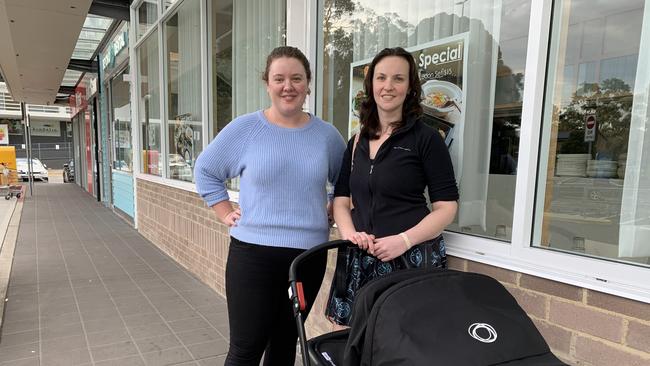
[[102, 31, 128, 71]]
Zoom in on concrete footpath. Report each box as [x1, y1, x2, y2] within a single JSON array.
[[0, 184, 230, 365], [0, 191, 21, 336]]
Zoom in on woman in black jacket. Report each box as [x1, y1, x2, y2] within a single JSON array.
[[326, 47, 459, 325]]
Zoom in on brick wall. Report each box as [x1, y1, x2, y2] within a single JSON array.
[[137, 180, 650, 366], [136, 179, 230, 295]]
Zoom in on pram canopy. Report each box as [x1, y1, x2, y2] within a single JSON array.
[[289, 241, 566, 366]]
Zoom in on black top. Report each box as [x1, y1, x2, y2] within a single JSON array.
[[334, 116, 459, 238]]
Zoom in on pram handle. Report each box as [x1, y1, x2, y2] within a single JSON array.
[[288, 239, 351, 366], [288, 239, 352, 283]]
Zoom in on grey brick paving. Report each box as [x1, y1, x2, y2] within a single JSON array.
[[0, 184, 229, 365]]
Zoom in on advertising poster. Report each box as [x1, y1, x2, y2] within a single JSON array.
[[117, 130, 131, 149], [0, 124, 8, 145], [348, 34, 469, 179]]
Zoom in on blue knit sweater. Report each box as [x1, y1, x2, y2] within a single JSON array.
[[194, 110, 346, 249]]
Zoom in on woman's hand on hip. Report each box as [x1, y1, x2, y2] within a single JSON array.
[[221, 208, 241, 227], [346, 232, 376, 253], [373, 235, 408, 262]]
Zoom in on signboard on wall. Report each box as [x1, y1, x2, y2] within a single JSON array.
[[30, 121, 61, 137], [69, 85, 87, 117], [0, 124, 8, 144]]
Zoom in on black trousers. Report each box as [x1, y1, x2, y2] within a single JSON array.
[[225, 236, 327, 366]]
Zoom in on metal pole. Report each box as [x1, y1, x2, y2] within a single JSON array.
[[21, 103, 34, 197]]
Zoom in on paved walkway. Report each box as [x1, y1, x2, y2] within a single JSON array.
[[0, 183, 229, 365]]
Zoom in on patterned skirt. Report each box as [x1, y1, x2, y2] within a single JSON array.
[[325, 236, 447, 326]]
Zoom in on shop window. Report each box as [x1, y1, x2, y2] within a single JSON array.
[[137, 30, 162, 176], [534, 0, 650, 267], [137, 0, 158, 39], [210, 0, 286, 190], [164, 0, 180, 9], [319, 0, 531, 241], [111, 67, 132, 172], [165, 0, 202, 182]]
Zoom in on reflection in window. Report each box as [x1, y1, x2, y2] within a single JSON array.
[[534, 0, 649, 267], [319, 0, 531, 241], [165, 0, 202, 182], [138, 31, 161, 176], [137, 0, 158, 39], [211, 0, 233, 138], [111, 67, 132, 172]]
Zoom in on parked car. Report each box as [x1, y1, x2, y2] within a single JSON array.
[[63, 160, 75, 183], [16, 158, 49, 182]]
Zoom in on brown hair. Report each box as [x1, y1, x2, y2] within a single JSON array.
[[359, 47, 423, 139], [262, 46, 312, 83]]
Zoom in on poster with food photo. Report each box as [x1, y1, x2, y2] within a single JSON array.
[[348, 33, 468, 154]]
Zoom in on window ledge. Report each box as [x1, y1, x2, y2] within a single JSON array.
[[134, 172, 239, 203], [445, 232, 650, 304]]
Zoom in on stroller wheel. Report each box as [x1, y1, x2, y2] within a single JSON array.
[[16, 193, 21, 199], [5, 194, 10, 200]]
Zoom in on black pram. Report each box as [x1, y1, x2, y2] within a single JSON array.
[[289, 240, 567, 366]]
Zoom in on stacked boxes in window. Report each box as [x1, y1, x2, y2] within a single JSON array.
[[586, 160, 617, 178], [555, 154, 589, 177]]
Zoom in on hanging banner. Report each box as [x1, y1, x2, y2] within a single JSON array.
[[348, 34, 468, 177]]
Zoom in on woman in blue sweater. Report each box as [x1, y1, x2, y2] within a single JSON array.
[[194, 46, 346, 365]]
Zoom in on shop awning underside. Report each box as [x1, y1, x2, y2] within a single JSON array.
[[0, 0, 129, 105]]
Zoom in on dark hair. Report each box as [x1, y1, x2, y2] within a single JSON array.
[[359, 47, 423, 139], [262, 46, 312, 83]]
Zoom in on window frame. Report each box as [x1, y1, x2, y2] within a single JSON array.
[[130, 0, 210, 185], [160, 0, 209, 182], [454, 0, 650, 303], [311, 0, 650, 303]]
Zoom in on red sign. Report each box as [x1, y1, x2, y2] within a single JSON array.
[[584, 115, 596, 142], [85, 110, 93, 195], [586, 115, 596, 129], [69, 85, 87, 117]]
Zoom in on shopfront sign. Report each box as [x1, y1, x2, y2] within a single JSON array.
[[0, 124, 8, 145], [88, 76, 98, 97], [30, 121, 61, 137], [69, 85, 87, 117], [102, 31, 128, 71], [584, 114, 597, 142]]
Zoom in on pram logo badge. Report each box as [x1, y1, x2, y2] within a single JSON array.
[[468, 323, 497, 343]]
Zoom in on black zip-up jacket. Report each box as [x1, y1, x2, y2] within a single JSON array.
[[334, 116, 459, 238]]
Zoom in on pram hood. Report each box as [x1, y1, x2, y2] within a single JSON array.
[[344, 268, 561, 366]]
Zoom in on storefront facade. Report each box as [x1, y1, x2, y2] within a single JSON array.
[[126, 1, 650, 364], [70, 85, 92, 195], [100, 22, 136, 220]]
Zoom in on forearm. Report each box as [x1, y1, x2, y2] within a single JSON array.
[[211, 200, 236, 222], [333, 197, 356, 238], [403, 201, 458, 246]]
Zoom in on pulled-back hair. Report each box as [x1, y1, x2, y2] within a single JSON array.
[[262, 46, 312, 83], [359, 47, 423, 139]]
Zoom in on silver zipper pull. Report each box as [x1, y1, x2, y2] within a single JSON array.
[[369, 164, 374, 174]]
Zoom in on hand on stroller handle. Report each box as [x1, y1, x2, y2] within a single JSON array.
[[288, 239, 352, 283]]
